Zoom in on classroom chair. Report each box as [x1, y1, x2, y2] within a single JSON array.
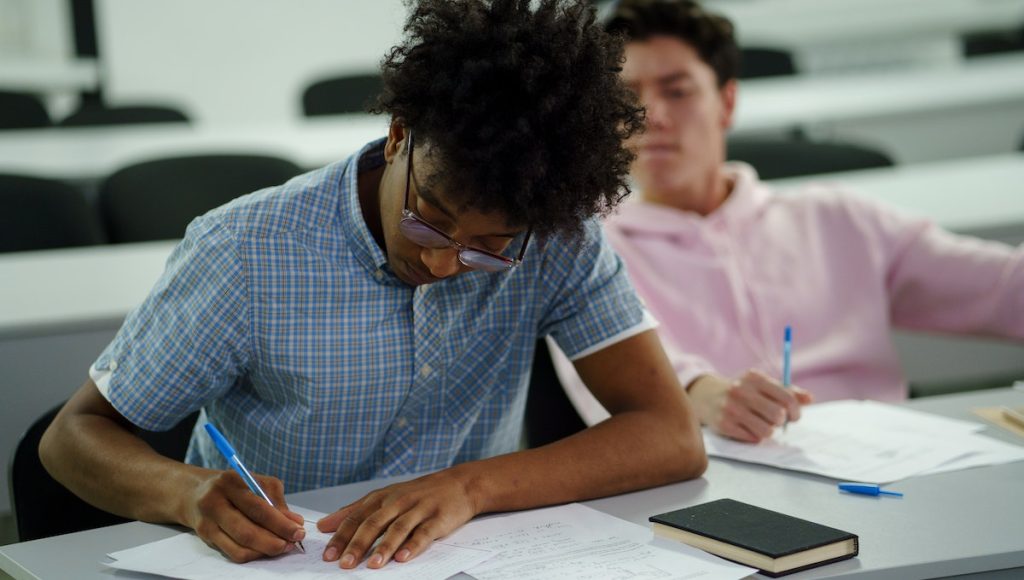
[[962, 26, 1024, 58], [8, 403, 199, 542], [58, 103, 189, 127], [726, 136, 895, 180], [523, 340, 587, 448], [738, 47, 797, 79], [97, 154, 303, 243], [0, 174, 106, 253], [0, 91, 52, 130], [302, 73, 384, 116]]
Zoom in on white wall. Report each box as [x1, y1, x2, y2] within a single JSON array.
[[95, 0, 407, 125], [0, 0, 73, 59]]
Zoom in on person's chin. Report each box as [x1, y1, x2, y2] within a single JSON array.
[[401, 262, 439, 286]]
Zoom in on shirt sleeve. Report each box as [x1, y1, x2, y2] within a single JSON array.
[[859, 197, 1024, 339], [538, 219, 647, 358], [91, 216, 252, 431]]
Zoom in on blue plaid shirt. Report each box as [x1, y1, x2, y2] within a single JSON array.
[[93, 138, 645, 493]]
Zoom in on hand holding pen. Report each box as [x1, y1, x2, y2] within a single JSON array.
[[191, 423, 307, 562]]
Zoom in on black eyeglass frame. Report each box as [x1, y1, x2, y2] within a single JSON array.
[[398, 131, 532, 272]]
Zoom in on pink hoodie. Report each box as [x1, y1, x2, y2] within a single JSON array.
[[593, 163, 1024, 406]]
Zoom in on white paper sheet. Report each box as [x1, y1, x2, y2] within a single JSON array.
[[702, 400, 1017, 483], [450, 503, 755, 580], [105, 507, 494, 580]]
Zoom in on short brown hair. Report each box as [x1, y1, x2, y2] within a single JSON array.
[[605, 0, 739, 86]]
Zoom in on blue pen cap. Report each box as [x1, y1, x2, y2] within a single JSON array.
[[204, 423, 237, 459]]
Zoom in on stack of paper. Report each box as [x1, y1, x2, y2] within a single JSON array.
[[704, 400, 1024, 483], [105, 504, 755, 579]]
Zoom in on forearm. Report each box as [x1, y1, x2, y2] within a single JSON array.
[[453, 405, 706, 515], [39, 383, 208, 525]]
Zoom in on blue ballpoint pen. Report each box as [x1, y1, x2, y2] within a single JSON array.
[[205, 423, 305, 552], [782, 325, 792, 431], [838, 482, 904, 497]]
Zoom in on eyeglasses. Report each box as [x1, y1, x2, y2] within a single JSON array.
[[398, 131, 531, 273]]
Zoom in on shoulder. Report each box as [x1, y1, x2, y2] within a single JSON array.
[[198, 162, 348, 242]]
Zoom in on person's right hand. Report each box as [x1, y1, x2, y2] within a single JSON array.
[[688, 371, 813, 443], [181, 470, 307, 563]]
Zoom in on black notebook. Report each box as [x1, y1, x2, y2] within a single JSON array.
[[650, 499, 858, 577]]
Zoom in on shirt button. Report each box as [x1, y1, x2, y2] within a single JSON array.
[[108, 360, 118, 371], [373, 269, 384, 281], [395, 417, 409, 428], [419, 364, 433, 377]]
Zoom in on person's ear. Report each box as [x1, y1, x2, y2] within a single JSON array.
[[384, 121, 409, 163], [719, 79, 737, 130]]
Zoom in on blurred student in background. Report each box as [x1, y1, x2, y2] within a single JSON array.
[[41, 0, 706, 571], [556, 0, 1024, 443]]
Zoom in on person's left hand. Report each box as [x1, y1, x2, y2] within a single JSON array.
[[316, 468, 479, 569]]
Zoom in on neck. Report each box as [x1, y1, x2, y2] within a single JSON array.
[[642, 166, 733, 217], [357, 164, 386, 250]]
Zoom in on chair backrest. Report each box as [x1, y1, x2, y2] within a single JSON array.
[[523, 340, 587, 448], [738, 47, 797, 80], [302, 74, 383, 116], [726, 137, 894, 180], [97, 154, 303, 243], [58, 104, 189, 127], [962, 27, 1024, 58], [0, 91, 52, 130], [0, 174, 106, 253], [8, 403, 199, 542]]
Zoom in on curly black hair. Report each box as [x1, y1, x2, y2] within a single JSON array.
[[604, 0, 739, 86], [372, 0, 643, 237]]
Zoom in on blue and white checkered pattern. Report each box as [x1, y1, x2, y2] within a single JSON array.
[[94, 138, 645, 493]]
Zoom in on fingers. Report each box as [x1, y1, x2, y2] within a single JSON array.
[[319, 474, 476, 569], [741, 370, 805, 423], [190, 471, 304, 562], [324, 495, 404, 568]]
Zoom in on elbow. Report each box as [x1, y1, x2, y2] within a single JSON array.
[[37, 416, 64, 480]]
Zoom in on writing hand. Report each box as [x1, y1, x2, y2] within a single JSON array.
[[317, 469, 478, 569], [182, 470, 306, 563], [689, 370, 813, 443]]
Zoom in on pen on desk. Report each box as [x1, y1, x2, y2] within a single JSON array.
[[204, 423, 305, 553], [782, 325, 792, 432], [838, 482, 903, 497]]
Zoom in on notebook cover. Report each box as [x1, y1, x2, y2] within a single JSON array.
[[649, 498, 858, 559]]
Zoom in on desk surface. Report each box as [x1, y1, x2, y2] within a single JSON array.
[[2, 388, 1022, 580], [769, 152, 1024, 234], [713, 0, 1024, 46], [0, 241, 177, 339], [0, 58, 99, 93], [734, 53, 1024, 133], [0, 114, 389, 181]]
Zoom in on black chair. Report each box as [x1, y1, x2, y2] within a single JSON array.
[[523, 340, 587, 448], [97, 154, 303, 243], [58, 104, 189, 127], [8, 403, 199, 542], [0, 91, 52, 129], [302, 73, 383, 116], [726, 137, 894, 180], [738, 47, 797, 80], [0, 174, 106, 253], [962, 27, 1024, 58]]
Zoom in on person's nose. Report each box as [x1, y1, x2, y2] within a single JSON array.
[[643, 97, 670, 129], [421, 247, 462, 279]]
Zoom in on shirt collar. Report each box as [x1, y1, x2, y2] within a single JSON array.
[[607, 162, 770, 236], [339, 137, 401, 281]]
